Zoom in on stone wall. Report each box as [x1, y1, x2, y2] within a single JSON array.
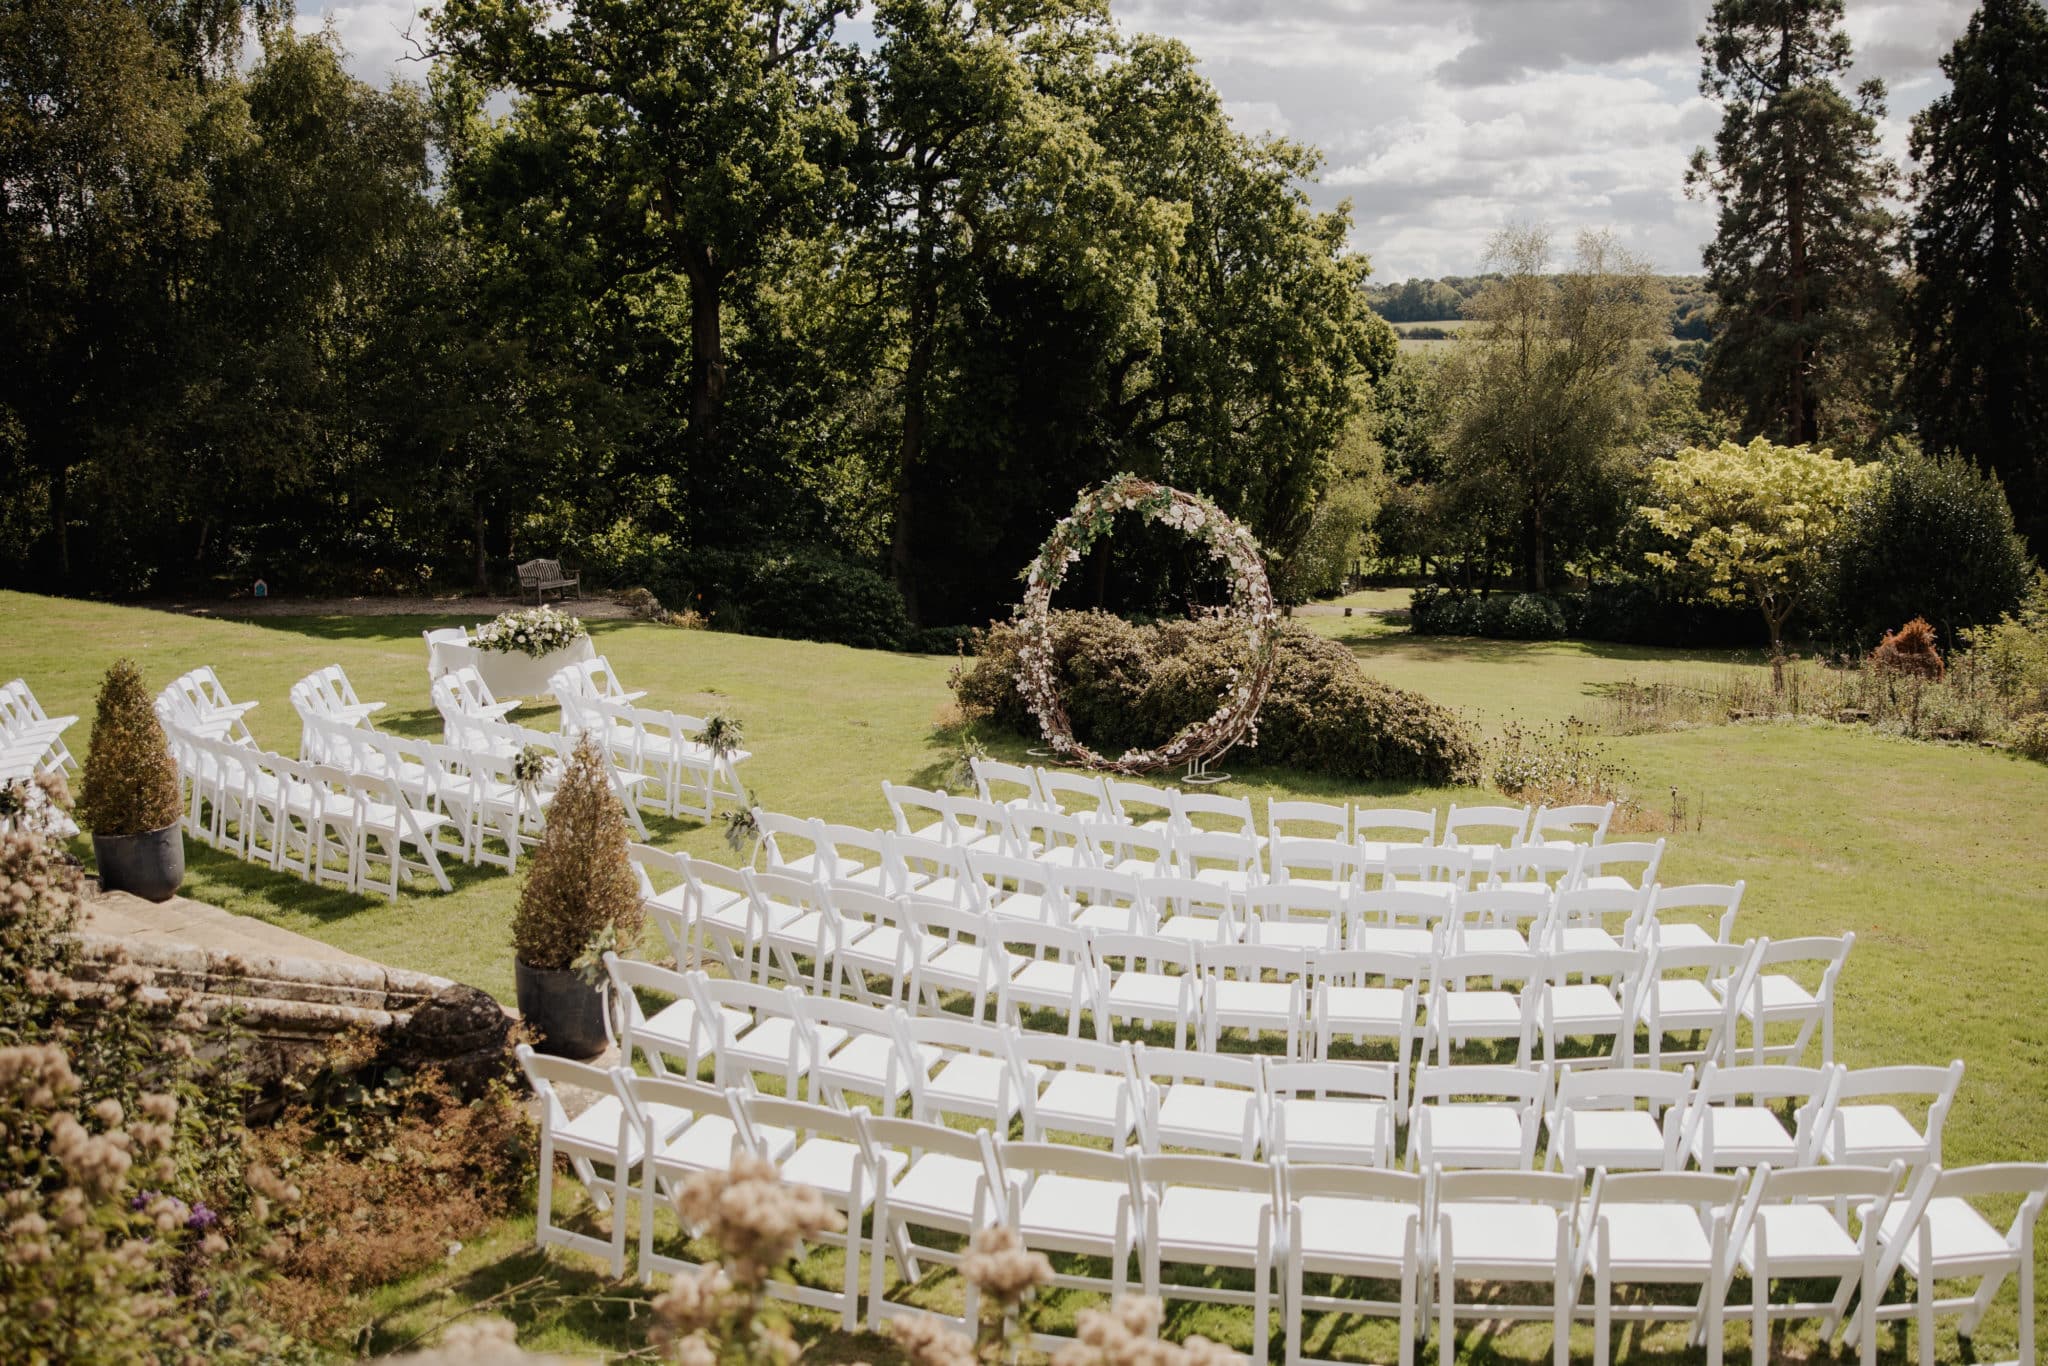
[[68, 934, 514, 1095]]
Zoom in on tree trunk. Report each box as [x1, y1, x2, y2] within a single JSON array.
[[53, 465, 70, 581], [890, 186, 940, 627], [1522, 500, 1548, 594], [473, 495, 490, 595], [1780, 19, 1814, 445], [680, 242, 726, 450]]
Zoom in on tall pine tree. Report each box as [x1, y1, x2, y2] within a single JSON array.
[[1686, 0, 1902, 449], [1906, 0, 2048, 551]]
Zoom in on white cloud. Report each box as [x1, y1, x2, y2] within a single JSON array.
[[300, 0, 1966, 279]]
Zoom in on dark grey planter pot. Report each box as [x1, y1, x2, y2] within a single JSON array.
[[92, 824, 185, 903], [514, 959, 609, 1059]]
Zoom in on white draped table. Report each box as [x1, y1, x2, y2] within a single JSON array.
[[426, 634, 596, 700]]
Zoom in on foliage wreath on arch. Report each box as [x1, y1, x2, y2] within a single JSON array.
[[1014, 473, 1279, 775]]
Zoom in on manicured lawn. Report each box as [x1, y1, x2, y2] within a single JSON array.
[[6, 588, 2044, 1362]]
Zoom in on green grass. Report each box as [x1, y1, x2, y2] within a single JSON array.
[[7, 588, 2045, 1363]]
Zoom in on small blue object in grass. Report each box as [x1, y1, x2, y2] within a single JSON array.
[[253, 578, 269, 598]]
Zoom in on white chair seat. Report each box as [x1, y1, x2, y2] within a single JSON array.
[[1153, 1187, 1270, 1263], [1018, 1174, 1126, 1248], [1649, 921, 1719, 950], [1352, 926, 1436, 955], [561, 1095, 665, 1163], [1296, 1195, 1416, 1270], [1547, 984, 1625, 1029], [1035, 1072, 1135, 1137], [1071, 903, 1146, 934], [887, 1153, 991, 1230], [1251, 921, 1332, 950], [1877, 1196, 2014, 1275], [820, 1035, 938, 1096], [839, 925, 937, 975], [1106, 973, 1187, 1014], [1155, 916, 1239, 945], [1555, 926, 1625, 953], [1212, 980, 1296, 1016], [783, 1137, 905, 1207], [1422, 1105, 1525, 1164], [1691, 1109, 1798, 1164], [654, 1115, 751, 1172], [730, 1019, 845, 1072], [1589, 1203, 1715, 1276], [1441, 1202, 1562, 1271], [1560, 1111, 1665, 1168], [1011, 959, 1086, 1000], [989, 891, 1053, 923], [1824, 1105, 1928, 1162], [641, 998, 750, 1058], [1458, 928, 1529, 955], [924, 942, 997, 985], [1438, 992, 1524, 1031], [1651, 979, 1725, 1022], [1156, 1086, 1259, 1150], [1276, 1098, 1392, 1164], [1732, 975, 1818, 1014], [926, 1056, 1039, 1118], [1740, 1204, 1860, 1271], [1321, 985, 1409, 1031]]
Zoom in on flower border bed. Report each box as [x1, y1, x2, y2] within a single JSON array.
[[1015, 474, 1277, 773]]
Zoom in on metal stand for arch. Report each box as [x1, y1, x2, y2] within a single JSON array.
[[1181, 752, 1231, 786]]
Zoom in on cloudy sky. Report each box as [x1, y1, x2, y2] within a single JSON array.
[[299, 0, 1977, 281]]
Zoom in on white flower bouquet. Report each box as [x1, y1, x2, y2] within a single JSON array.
[[474, 605, 589, 658]]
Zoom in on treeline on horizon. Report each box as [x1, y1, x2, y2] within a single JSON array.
[[2, 0, 2044, 652]]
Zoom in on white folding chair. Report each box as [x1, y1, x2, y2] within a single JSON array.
[[993, 918, 1100, 1038], [992, 1138, 1136, 1348], [1440, 801, 1531, 877], [740, 1094, 898, 1330], [941, 794, 1015, 856], [1581, 1169, 1748, 1366], [1353, 806, 1437, 864], [1548, 884, 1654, 953], [1173, 789, 1259, 839], [1428, 950, 1542, 1067], [1530, 801, 1615, 846], [1083, 818, 1172, 879], [1199, 941, 1308, 1057], [1448, 885, 1552, 954], [899, 1011, 1035, 1131], [1306, 948, 1426, 1102], [1147, 873, 1242, 946], [864, 1115, 1007, 1332], [1539, 946, 1645, 1067], [969, 755, 1039, 808], [1407, 1064, 1546, 1171], [1437, 1169, 1582, 1366], [1548, 1064, 1695, 1173], [1093, 933, 1200, 1050], [1176, 829, 1266, 894], [882, 781, 949, 844], [1683, 1062, 1837, 1172], [516, 1044, 640, 1278], [966, 849, 1063, 924], [827, 885, 940, 1004], [746, 867, 839, 989], [800, 994, 929, 1113], [622, 1072, 780, 1281], [1007, 805, 1096, 868], [1861, 1161, 2048, 1366], [1265, 1059, 1399, 1167], [605, 954, 748, 1079], [1285, 1164, 1429, 1366], [1642, 939, 1764, 1068], [1036, 767, 1111, 820], [1268, 834, 1365, 889], [904, 897, 1008, 1022], [1012, 1033, 1143, 1144], [1104, 778, 1175, 829], [1242, 881, 1347, 950], [1135, 1152, 1282, 1355], [1646, 881, 1745, 950], [1055, 865, 1155, 935], [1351, 886, 1453, 955], [1729, 932, 1853, 1066], [1732, 1161, 1904, 1366], [1137, 1043, 1268, 1159], [1820, 1061, 1964, 1168], [1576, 839, 1666, 895], [687, 973, 830, 1094]]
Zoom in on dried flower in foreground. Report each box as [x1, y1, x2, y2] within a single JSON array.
[[675, 1154, 842, 1287], [1052, 1295, 1238, 1366], [960, 1226, 1052, 1310], [888, 1314, 978, 1366]]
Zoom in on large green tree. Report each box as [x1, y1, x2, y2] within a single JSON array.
[[1905, 0, 2048, 551], [1686, 0, 1901, 449], [1437, 227, 1662, 594]]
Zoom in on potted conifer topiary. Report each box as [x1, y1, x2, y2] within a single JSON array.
[[510, 736, 643, 1057], [77, 659, 186, 902]]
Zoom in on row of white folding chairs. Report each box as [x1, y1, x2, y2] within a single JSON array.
[[162, 724, 452, 897], [969, 756, 1621, 855], [0, 677, 76, 780], [287, 663, 388, 750], [641, 848, 1849, 1076], [553, 656, 749, 819], [604, 953, 1940, 1176], [296, 710, 556, 872], [153, 666, 259, 747], [762, 809, 1702, 951], [521, 1040, 2044, 1366], [431, 686, 653, 841], [878, 783, 1660, 895]]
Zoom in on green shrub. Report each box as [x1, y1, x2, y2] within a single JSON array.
[[77, 659, 181, 836], [2011, 713, 2048, 763], [1410, 587, 1563, 640], [1823, 445, 2036, 651], [511, 737, 644, 972], [955, 613, 1479, 785], [1959, 571, 2048, 714]]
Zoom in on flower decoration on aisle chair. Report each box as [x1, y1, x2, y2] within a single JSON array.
[[1014, 474, 1278, 779]]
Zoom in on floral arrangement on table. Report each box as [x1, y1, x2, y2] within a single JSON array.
[[1015, 473, 1278, 774], [472, 605, 588, 659]]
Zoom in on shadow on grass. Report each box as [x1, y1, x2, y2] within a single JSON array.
[[180, 839, 507, 927], [1333, 631, 1766, 670]]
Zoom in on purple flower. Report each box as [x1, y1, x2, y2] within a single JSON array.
[[186, 1203, 218, 1232]]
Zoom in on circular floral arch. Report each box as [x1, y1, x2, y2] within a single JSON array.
[[1014, 474, 1278, 775]]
